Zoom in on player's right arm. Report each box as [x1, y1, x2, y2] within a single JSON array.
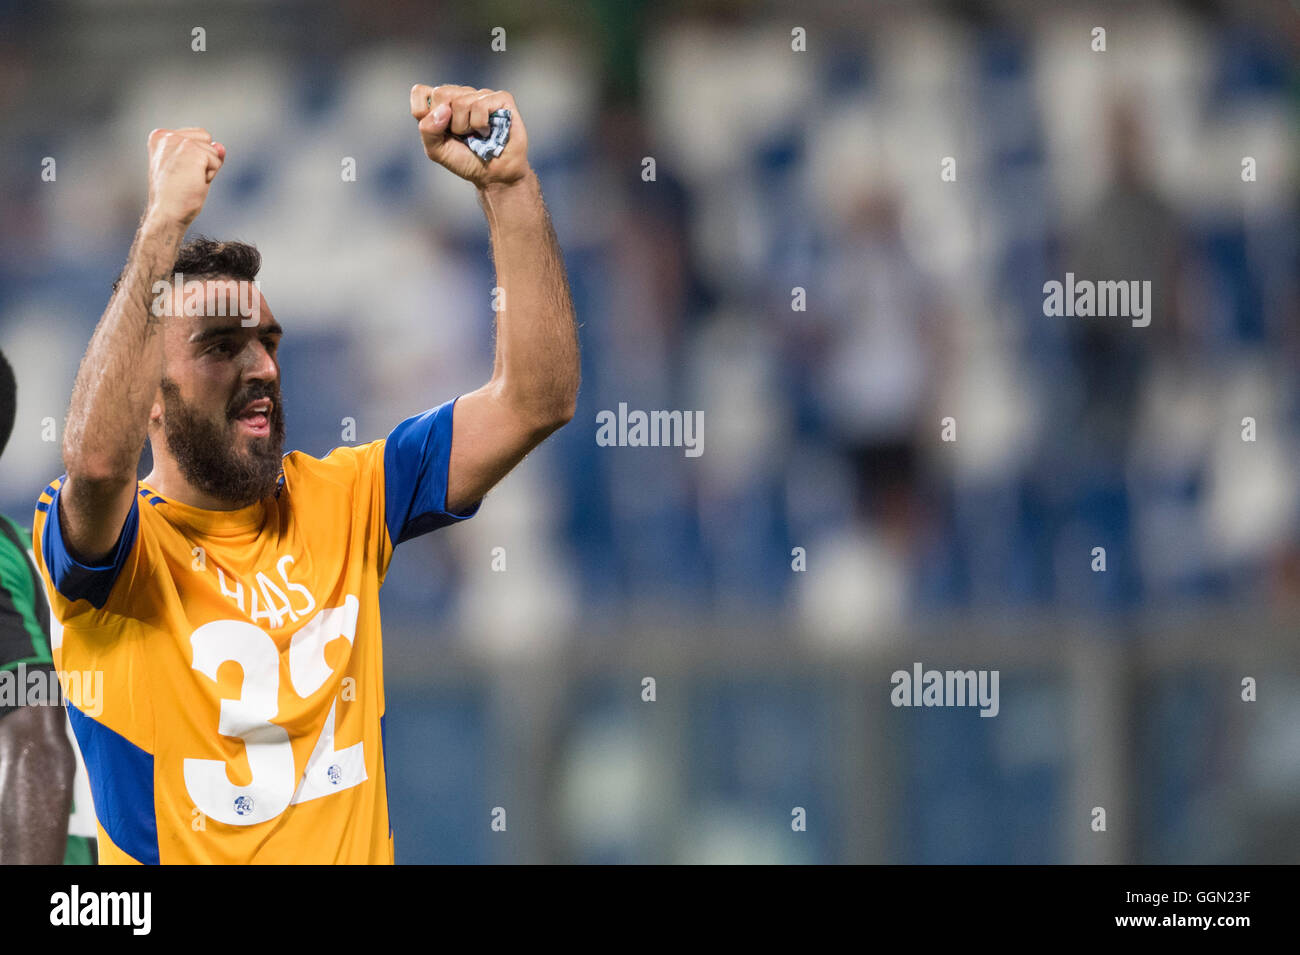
[[58, 128, 225, 564]]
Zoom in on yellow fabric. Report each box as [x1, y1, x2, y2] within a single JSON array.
[[34, 441, 399, 864]]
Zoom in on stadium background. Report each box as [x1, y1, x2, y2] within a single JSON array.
[[0, 0, 1297, 862]]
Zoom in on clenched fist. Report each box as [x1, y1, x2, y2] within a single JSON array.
[[410, 85, 531, 188], [145, 127, 225, 228]]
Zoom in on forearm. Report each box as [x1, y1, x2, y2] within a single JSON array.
[[0, 706, 75, 865], [477, 171, 579, 427], [63, 215, 182, 482]]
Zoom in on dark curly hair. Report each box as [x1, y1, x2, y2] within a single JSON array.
[[112, 236, 261, 292]]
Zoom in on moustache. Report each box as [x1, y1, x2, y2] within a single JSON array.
[[228, 388, 282, 421]]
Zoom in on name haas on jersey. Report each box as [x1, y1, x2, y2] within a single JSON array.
[[214, 555, 317, 629]]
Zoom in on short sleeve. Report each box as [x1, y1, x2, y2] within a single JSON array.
[[37, 476, 140, 609], [382, 396, 481, 549]]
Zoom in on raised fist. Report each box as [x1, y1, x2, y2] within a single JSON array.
[[410, 85, 531, 188], [145, 127, 226, 227]]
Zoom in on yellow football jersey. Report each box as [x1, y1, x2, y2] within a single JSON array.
[[31, 398, 477, 864]]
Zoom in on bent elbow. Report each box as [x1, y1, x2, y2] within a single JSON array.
[[524, 407, 573, 442], [511, 392, 576, 437], [536, 394, 577, 437], [549, 399, 576, 430]]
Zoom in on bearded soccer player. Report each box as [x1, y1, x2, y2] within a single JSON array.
[[31, 85, 579, 864]]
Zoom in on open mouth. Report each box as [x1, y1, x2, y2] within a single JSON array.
[[235, 398, 273, 436]]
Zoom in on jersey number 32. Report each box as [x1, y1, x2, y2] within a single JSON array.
[[183, 595, 366, 826]]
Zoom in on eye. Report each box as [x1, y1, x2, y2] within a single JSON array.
[[210, 340, 239, 357]]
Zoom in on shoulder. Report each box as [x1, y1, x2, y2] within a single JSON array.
[[32, 474, 145, 613], [281, 441, 385, 493]]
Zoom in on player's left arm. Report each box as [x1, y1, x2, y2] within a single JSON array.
[[410, 84, 580, 514], [0, 525, 75, 864], [0, 702, 75, 864]]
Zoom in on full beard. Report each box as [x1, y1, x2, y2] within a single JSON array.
[[159, 378, 286, 507]]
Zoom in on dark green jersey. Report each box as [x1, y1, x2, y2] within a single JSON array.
[[0, 513, 52, 684]]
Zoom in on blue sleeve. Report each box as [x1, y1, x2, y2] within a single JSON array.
[[39, 477, 140, 609], [383, 396, 481, 547]]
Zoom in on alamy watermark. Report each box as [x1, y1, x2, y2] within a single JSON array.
[[890, 662, 1000, 717], [150, 273, 262, 325], [50, 885, 151, 935], [595, 402, 703, 457], [0, 663, 103, 717], [1043, 272, 1151, 327]]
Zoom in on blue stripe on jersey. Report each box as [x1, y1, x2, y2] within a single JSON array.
[[41, 476, 140, 608], [66, 702, 159, 865], [383, 396, 480, 547]]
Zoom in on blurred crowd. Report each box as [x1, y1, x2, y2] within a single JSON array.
[[0, 1, 1296, 646], [1, 0, 1297, 864]]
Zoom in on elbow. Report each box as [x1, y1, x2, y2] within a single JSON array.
[[498, 381, 577, 437], [549, 397, 576, 431], [544, 385, 579, 432], [525, 401, 574, 440], [550, 371, 580, 430]]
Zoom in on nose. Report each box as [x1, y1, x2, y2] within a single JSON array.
[[243, 336, 278, 382]]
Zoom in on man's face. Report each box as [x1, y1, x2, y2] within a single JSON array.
[[152, 279, 285, 506]]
